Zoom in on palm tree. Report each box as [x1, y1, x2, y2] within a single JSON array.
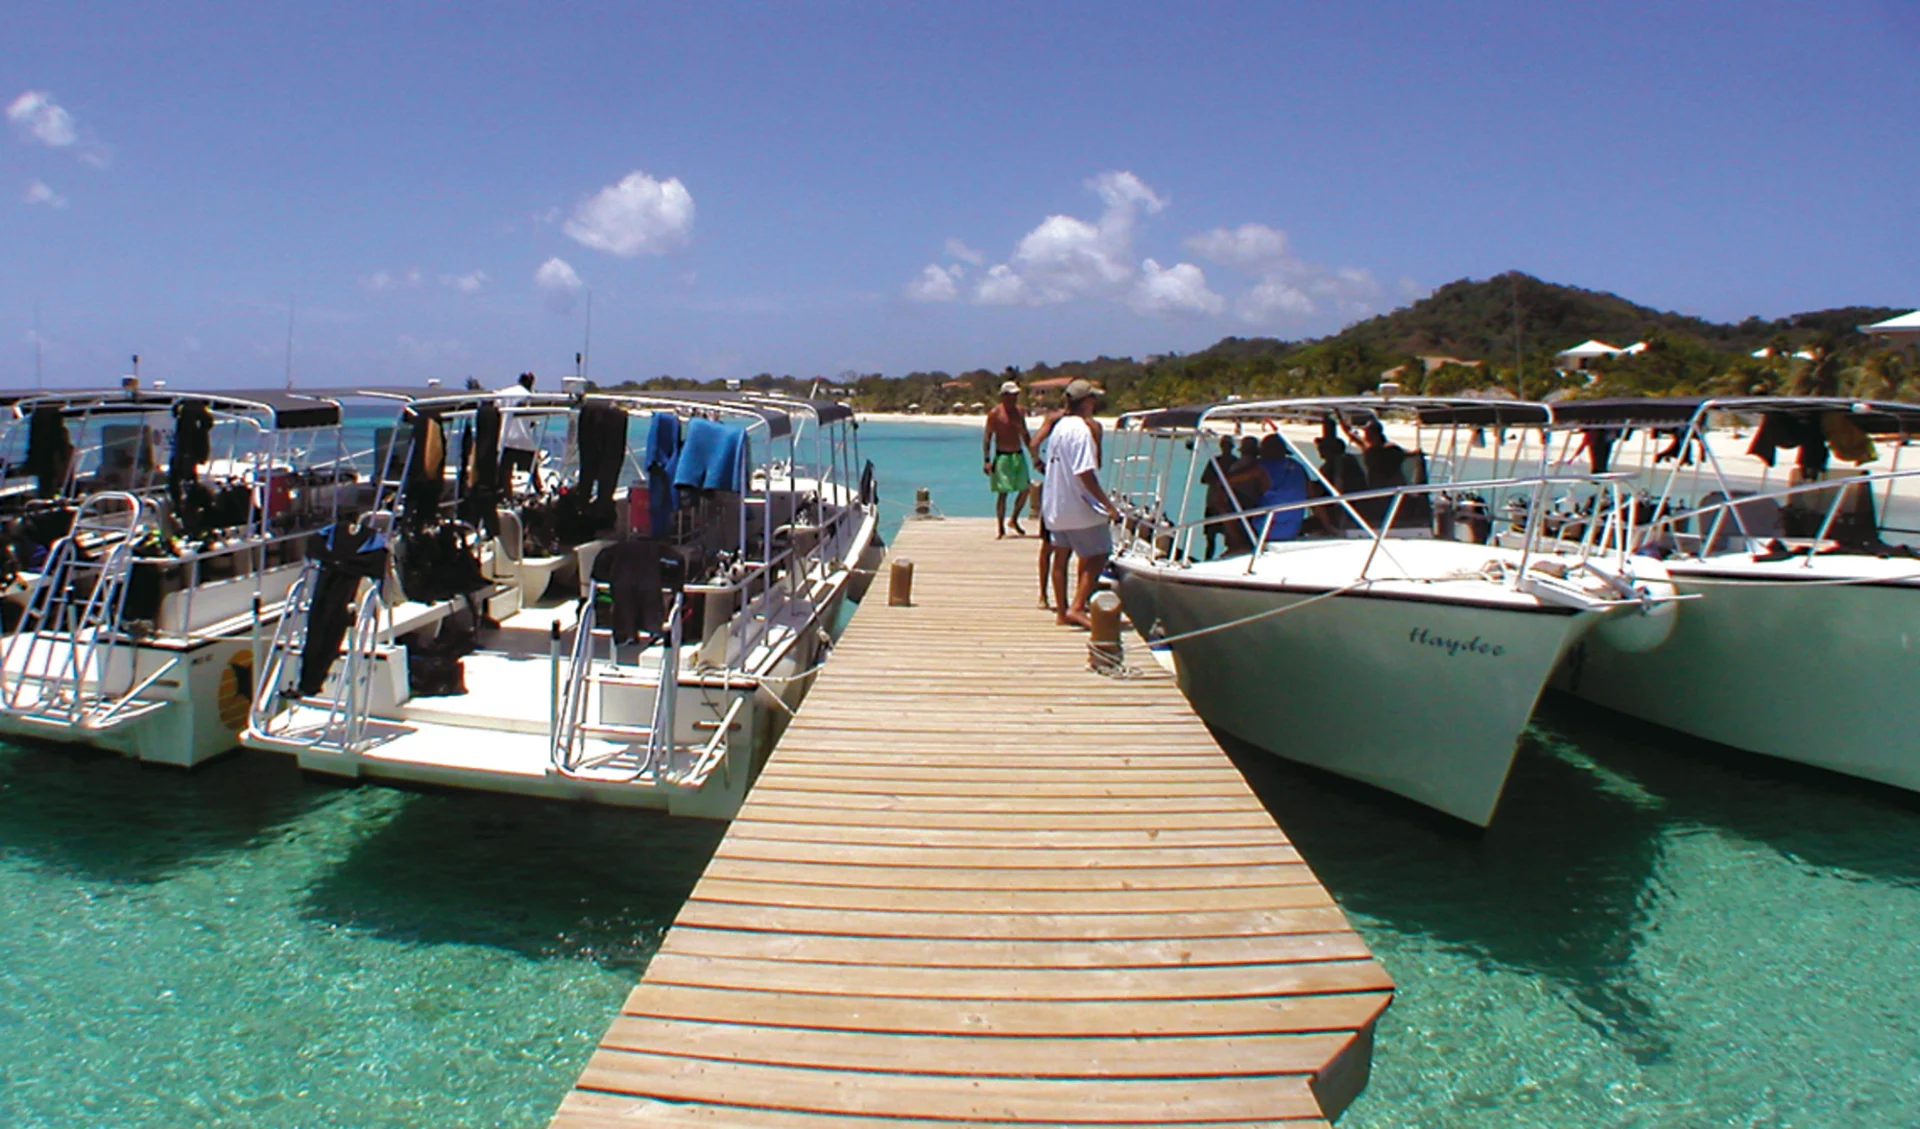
[[1786, 333, 1842, 397]]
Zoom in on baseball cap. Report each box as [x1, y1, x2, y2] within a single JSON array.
[[999, 380, 1021, 395], [1065, 378, 1104, 402]]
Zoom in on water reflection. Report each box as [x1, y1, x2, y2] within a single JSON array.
[[1217, 722, 1678, 1062], [1533, 694, 1920, 891], [0, 743, 334, 885], [299, 789, 726, 972]]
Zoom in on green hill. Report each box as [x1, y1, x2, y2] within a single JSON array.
[[599, 272, 1910, 410], [1325, 272, 1902, 361]]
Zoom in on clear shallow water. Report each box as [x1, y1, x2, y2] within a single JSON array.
[[1, 418, 1918, 1126]]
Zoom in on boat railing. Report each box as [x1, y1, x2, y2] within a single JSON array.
[[550, 598, 599, 771], [1631, 462, 1920, 564], [248, 560, 319, 737], [329, 588, 385, 753], [686, 543, 801, 671], [0, 491, 151, 722], [1116, 469, 1646, 586]]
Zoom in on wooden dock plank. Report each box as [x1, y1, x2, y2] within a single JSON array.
[[600, 1016, 1351, 1078], [549, 519, 1391, 1128], [657, 927, 1370, 968], [642, 951, 1393, 1001], [574, 1049, 1326, 1123], [712, 837, 1304, 868], [554, 1090, 1332, 1129], [619, 982, 1395, 1037], [672, 901, 1358, 941], [701, 856, 1319, 891]]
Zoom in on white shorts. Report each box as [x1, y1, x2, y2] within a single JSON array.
[[1048, 523, 1111, 559]]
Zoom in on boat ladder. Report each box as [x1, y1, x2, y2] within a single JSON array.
[[248, 565, 385, 755], [0, 492, 168, 728], [550, 593, 684, 782]]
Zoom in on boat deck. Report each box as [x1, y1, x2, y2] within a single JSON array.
[[549, 517, 1392, 1127]]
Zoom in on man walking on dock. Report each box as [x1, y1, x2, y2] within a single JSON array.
[[982, 379, 1033, 538], [1041, 379, 1115, 629]]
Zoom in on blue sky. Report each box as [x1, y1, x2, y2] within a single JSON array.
[[3, 1, 1915, 390]]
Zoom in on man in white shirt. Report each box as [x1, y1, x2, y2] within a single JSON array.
[[498, 372, 539, 491], [1040, 379, 1115, 628]]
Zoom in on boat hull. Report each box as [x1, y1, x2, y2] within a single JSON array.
[[0, 635, 258, 766], [1565, 566, 1920, 791], [1117, 561, 1592, 826]]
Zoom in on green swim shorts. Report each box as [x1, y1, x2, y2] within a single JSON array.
[[989, 451, 1031, 494]]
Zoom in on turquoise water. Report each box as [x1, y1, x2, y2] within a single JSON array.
[[1, 419, 1917, 1126]]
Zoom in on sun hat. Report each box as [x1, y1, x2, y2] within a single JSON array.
[[999, 380, 1021, 395], [1065, 378, 1103, 402]]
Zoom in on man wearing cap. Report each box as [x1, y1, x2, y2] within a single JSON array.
[[1041, 379, 1115, 628], [982, 379, 1034, 538]]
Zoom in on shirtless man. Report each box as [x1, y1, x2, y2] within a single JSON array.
[[982, 379, 1033, 538]]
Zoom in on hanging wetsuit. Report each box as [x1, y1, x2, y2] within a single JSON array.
[[401, 410, 446, 530], [170, 399, 214, 510], [25, 405, 72, 499], [297, 523, 390, 697], [460, 401, 502, 538]]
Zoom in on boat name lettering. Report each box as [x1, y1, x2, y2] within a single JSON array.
[[1408, 627, 1505, 658]]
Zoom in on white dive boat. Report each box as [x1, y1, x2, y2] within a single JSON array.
[[242, 388, 879, 819], [1553, 396, 1920, 794], [1107, 397, 1679, 826], [0, 385, 360, 765]]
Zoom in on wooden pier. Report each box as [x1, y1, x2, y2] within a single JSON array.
[[550, 518, 1392, 1127]]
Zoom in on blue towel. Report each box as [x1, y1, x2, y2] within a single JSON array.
[[646, 412, 681, 537], [673, 418, 747, 492]]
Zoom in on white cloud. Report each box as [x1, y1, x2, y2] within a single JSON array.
[[441, 269, 489, 293], [965, 170, 1169, 308], [6, 90, 110, 167], [535, 256, 585, 313], [974, 263, 1031, 306], [1238, 277, 1317, 321], [1187, 220, 1384, 325], [1185, 223, 1290, 273], [1131, 259, 1225, 318], [360, 268, 423, 292], [7, 91, 76, 147], [944, 238, 985, 266], [910, 171, 1389, 326], [564, 170, 694, 257], [23, 179, 66, 209], [905, 263, 963, 303]]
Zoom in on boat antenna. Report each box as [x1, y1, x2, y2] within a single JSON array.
[[32, 300, 43, 390], [284, 294, 297, 390], [581, 289, 592, 382]]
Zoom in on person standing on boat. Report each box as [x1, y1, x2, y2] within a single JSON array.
[[1041, 379, 1115, 629], [982, 379, 1033, 538], [498, 372, 540, 494]]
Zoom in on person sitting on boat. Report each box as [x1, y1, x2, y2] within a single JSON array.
[[1199, 435, 1235, 560], [1254, 434, 1310, 542], [1313, 424, 1368, 533], [1355, 418, 1409, 490], [1218, 438, 1271, 556]]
